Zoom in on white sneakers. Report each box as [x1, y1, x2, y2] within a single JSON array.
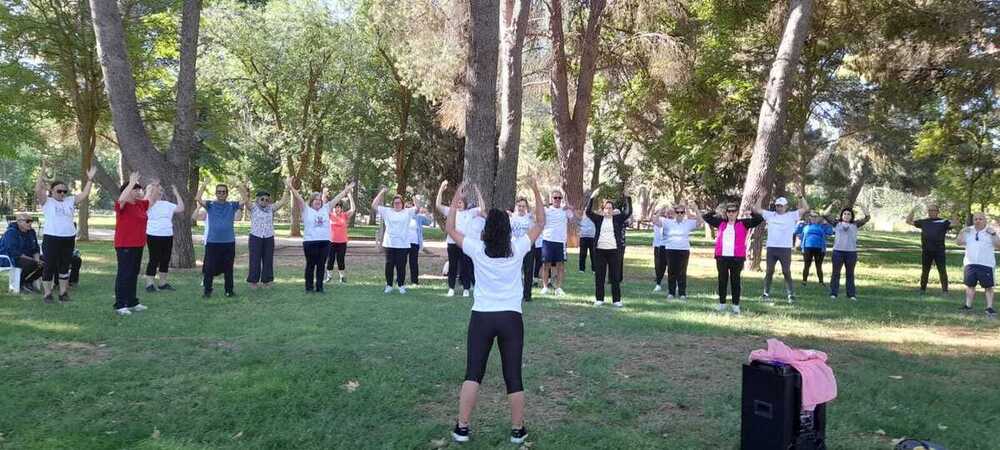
[[539, 287, 550, 295], [612, 301, 623, 308], [115, 308, 132, 316], [593, 300, 604, 306], [324, 272, 332, 283], [667, 294, 675, 300], [555, 288, 566, 296], [732, 305, 741, 315], [398, 287, 407, 294], [446, 289, 455, 297], [716, 303, 727, 312], [653, 284, 662, 292], [678, 295, 687, 301], [462, 289, 470, 297], [716, 303, 742, 315], [131, 304, 148, 312], [384, 286, 393, 294]]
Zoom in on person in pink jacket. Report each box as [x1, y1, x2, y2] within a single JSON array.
[[703, 202, 764, 315]]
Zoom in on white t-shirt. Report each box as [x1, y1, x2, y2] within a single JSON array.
[[762, 210, 801, 248], [441, 207, 482, 244], [202, 213, 210, 246], [721, 224, 737, 257], [302, 205, 332, 242], [651, 221, 664, 247], [379, 206, 416, 249], [407, 218, 420, 244], [596, 217, 617, 249], [542, 207, 574, 243], [42, 196, 77, 237], [963, 227, 998, 268], [146, 201, 178, 237], [663, 219, 699, 250], [510, 214, 533, 238], [463, 235, 532, 313]]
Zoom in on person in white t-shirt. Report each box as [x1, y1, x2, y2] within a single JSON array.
[[509, 197, 536, 302], [752, 195, 810, 303], [539, 189, 579, 296], [437, 180, 486, 297], [956, 212, 999, 318], [649, 207, 668, 292], [143, 181, 186, 293], [446, 178, 544, 445], [651, 202, 704, 300], [288, 177, 353, 293], [34, 161, 97, 303], [373, 186, 419, 294]]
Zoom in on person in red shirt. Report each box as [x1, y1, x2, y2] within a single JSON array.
[[114, 172, 150, 316]]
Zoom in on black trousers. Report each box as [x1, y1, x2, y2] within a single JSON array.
[[447, 243, 473, 290], [802, 248, 825, 284], [145, 235, 173, 277], [579, 237, 595, 271], [665, 249, 690, 296], [654, 246, 667, 284], [69, 254, 81, 284], [41, 235, 74, 282], [408, 244, 421, 284], [385, 247, 408, 287], [465, 311, 524, 394], [15, 256, 43, 285], [303, 240, 329, 291], [594, 247, 623, 303], [920, 248, 949, 292], [715, 256, 744, 305], [203, 242, 236, 295], [532, 246, 542, 278], [114, 247, 143, 309], [521, 248, 534, 301], [247, 235, 275, 283], [326, 242, 347, 271]]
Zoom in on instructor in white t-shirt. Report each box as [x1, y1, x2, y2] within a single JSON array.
[[752, 195, 809, 303], [373, 186, 419, 294], [956, 212, 999, 318], [34, 161, 97, 304], [539, 189, 579, 296]]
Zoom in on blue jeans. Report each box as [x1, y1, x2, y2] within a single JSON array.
[[830, 250, 858, 298]]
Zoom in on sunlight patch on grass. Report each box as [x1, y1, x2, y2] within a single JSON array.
[[6, 318, 82, 333]]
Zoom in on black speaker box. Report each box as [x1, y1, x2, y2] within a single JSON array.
[[741, 360, 827, 450]]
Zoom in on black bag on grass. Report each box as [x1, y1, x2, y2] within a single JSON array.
[[894, 439, 948, 450]]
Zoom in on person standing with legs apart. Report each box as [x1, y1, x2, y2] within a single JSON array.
[[703, 203, 764, 315], [244, 184, 288, 289], [823, 205, 870, 301], [658, 202, 703, 300], [406, 199, 433, 285], [325, 186, 355, 284], [794, 212, 833, 286], [540, 189, 579, 296], [956, 212, 998, 318], [34, 161, 96, 304], [143, 182, 185, 293], [113, 172, 150, 316], [448, 178, 545, 445], [197, 182, 246, 298], [650, 207, 668, 292], [374, 187, 419, 294], [288, 178, 351, 294], [0, 214, 44, 293], [586, 188, 632, 308], [753, 195, 809, 303], [578, 211, 596, 273], [509, 197, 536, 302], [437, 180, 484, 297], [907, 204, 952, 295]]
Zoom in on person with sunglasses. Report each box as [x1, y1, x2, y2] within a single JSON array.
[[751, 195, 810, 303], [794, 212, 834, 286], [1, 213, 43, 293], [374, 186, 422, 294], [437, 180, 486, 297], [287, 178, 353, 293], [34, 160, 97, 304], [956, 212, 998, 318], [244, 183, 289, 289], [143, 181, 186, 293], [326, 186, 357, 284], [822, 204, 870, 301], [703, 203, 764, 315], [906, 204, 953, 295], [113, 172, 151, 316], [658, 202, 703, 300], [197, 181, 248, 298], [539, 189, 579, 296], [584, 188, 632, 307]]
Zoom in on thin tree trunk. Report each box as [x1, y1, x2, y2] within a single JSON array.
[[492, 0, 532, 210], [394, 92, 412, 195], [590, 146, 603, 190], [462, 0, 501, 208]]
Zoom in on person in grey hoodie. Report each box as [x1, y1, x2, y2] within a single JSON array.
[[823, 205, 870, 301]]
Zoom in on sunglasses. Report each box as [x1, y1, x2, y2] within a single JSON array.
[[674, 209, 685, 214], [55, 189, 68, 194], [216, 191, 228, 194], [726, 209, 738, 213], [553, 196, 562, 200]]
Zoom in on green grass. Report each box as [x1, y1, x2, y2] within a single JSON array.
[[1, 231, 998, 449]]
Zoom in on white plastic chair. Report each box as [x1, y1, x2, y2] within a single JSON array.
[[0, 255, 20, 294]]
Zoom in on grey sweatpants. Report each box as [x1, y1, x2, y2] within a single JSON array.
[[764, 247, 794, 296]]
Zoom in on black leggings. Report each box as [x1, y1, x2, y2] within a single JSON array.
[[41, 235, 75, 282], [802, 248, 825, 283], [665, 249, 690, 296], [920, 248, 948, 292], [654, 246, 667, 284], [145, 235, 173, 276], [532, 246, 542, 278], [594, 247, 622, 303], [465, 311, 524, 394], [716, 256, 744, 305], [408, 244, 421, 284], [385, 247, 408, 287], [521, 248, 534, 301], [326, 242, 347, 271], [303, 240, 329, 291], [447, 243, 473, 290], [579, 237, 594, 271]]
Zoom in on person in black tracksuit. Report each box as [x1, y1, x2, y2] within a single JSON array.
[[585, 189, 632, 307], [907, 205, 953, 295]]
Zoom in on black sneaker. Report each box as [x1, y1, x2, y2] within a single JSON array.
[[58, 293, 71, 303], [203, 291, 212, 299], [43, 294, 55, 304], [987, 307, 997, 318], [158, 284, 176, 291], [224, 291, 235, 298], [960, 304, 972, 312], [510, 427, 528, 444], [340, 277, 347, 284], [452, 423, 470, 442], [146, 284, 157, 293]]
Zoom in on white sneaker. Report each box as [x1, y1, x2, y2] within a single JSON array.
[[731, 305, 742, 315], [130, 304, 148, 312], [593, 300, 604, 306], [849, 296, 857, 302], [384, 286, 393, 294], [679, 295, 688, 301], [612, 301, 623, 308], [446, 289, 455, 297], [540, 287, 550, 295], [653, 284, 662, 292], [667, 294, 675, 300], [324, 272, 332, 283], [555, 288, 566, 296], [398, 287, 407, 294], [716, 303, 728, 313], [115, 307, 132, 316], [787, 294, 795, 304], [462, 289, 470, 297]]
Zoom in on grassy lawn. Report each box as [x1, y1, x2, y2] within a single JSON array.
[[1, 229, 997, 449]]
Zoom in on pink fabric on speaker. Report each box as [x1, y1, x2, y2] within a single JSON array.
[[749, 338, 837, 411]]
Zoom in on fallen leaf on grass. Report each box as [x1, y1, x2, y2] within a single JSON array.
[[891, 437, 906, 445], [938, 424, 948, 430], [888, 375, 903, 380], [343, 380, 360, 393], [151, 428, 160, 439], [429, 437, 448, 448], [232, 431, 243, 440], [874, 429, 886, 436]]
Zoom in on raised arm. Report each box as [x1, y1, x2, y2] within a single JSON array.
[[74, 165, 97, 203], [687, 201, 705, 227], [144, 179, 161, 203], [526, 178, 545, 243], [35, 161, 48, 207], [750, 204, 765, 216], [445, 182, 468, 247], [345, 188, 356, 217], [371, 186, 387, 212], [856, 205, 871, 228], [474, 184, 487, 216], [956, 226, 969, 246], [621, 195, 633, 220], [118, 172, 140, 204], [285, 176, 305, 209], [272, 187, 290, 212], [585, 189, 602, 222], [326, 182, 355, 210], [195, 182, 208, 209], [797, 195, 810, 216], [905, 207, 916, 226], [171, 185, 186, 214], [237, 181, 251, 210], [435, 180, 449, 215]]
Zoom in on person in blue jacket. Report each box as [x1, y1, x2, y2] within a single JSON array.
[[0, 213, 44, 292], [406, 198, 434, 285], [794, 212, 834, 286]]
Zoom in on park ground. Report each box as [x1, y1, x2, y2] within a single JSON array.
[[1, 223, 998, 450]]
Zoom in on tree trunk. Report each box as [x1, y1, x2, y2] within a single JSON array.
[[394, 91, 412, 195], [590, 145, 603, 190], [738, 0, 815, 217], [846, 176, 866, 208], [462, 0, 500, 209], [491, 0, 532, 210]]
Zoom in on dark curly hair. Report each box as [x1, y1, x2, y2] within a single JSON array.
[[482, 208, 513, 258], [839, 207, 856, 223]]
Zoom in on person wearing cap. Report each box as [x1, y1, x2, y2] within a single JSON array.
[[0, 213, 43, 293], [244, 184, 289, 289], [955, 212, 998, 318], [906, 204, 953, 295], [752, 195, 809, 303]]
